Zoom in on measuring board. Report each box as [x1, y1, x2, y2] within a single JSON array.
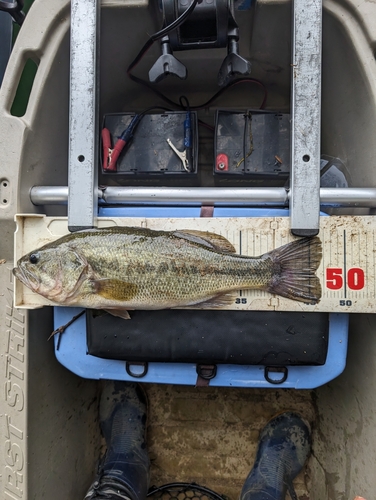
[[14, 214, 376, 313]]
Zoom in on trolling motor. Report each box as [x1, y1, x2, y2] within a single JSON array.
[[148, 0, 251, 86], [0, 0, 25, 25]]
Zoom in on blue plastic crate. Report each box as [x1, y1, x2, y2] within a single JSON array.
[[53, 207, 349, 389]]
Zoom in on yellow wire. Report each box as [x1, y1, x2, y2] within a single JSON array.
[[236, 112, 254, 168]]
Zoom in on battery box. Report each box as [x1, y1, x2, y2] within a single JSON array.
[[101, 111, 198, 177], [214, 110, 290, 183]]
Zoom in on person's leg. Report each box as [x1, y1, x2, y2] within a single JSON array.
[[84, 382, 150, 500], [240, 412, 311, 500]]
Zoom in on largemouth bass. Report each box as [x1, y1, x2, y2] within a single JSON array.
[[13, 227, 322, 315]]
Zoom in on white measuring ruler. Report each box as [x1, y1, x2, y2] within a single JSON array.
[[14, 214, 376, 313]]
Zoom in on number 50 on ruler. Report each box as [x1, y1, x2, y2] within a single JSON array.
[[326, 267, 365, 291]]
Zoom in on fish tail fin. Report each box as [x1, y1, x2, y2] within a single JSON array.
[[266, 237, 322, 304]]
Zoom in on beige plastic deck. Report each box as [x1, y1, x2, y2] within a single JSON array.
[[14, 213, 376, 313], [2, 0, 376, 499]]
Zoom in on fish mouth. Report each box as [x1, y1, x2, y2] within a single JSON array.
[[13, 262, 79, 302], [13, 265, 40, 291]]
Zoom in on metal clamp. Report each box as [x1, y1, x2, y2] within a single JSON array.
[[167, 138, 190, 172], [196, 364, 217, 380], [125, 361, 148, 378], [264, 366, 288, 385], [196, 364, 217, 387]]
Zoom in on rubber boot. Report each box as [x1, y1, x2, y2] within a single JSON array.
[[84, 382, 150, 500], [240, 412, 311, 500]]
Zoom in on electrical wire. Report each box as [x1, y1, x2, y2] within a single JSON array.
[[126, 0, 267, 111], [198, 120, 215, 132], [179, 96, 190, 110], [236, 111, 254, 168], [139, 105, 172, 117], [127, 74, 268, 111], [191, 78, 267, 110], [127, 0, 199, 75]]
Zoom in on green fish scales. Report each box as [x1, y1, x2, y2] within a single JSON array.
[[13, 226, 322, 313]]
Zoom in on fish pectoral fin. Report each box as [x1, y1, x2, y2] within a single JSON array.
[[174, 230, 236, 253], [92, 279, 138, 301], [177, 292, 237, 310], [104, 308, 132, 320]]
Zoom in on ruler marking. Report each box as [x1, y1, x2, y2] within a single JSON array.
[[337, 230, 340, 301], [356, 232, 359, 299], [359, 232, 361, 299], [366, 231, 368, 300], [358, 231, 361, 299], [374, 231, 376, 298], [372, 230, 374, 297], [343, 230, 347, 299], [239, 230, 242, 297], [351, 232, 353, 298], [322, 227, 325, 299], [334, 229, 337, 301], [365, 230, 368, 300], [361, 232, 363, 299], [366, 230, 369, 299], [366, 231, 375, 296]]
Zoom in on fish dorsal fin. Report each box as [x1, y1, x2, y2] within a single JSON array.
[[92, 279, 138, 301], [173, 230, 236, 253]]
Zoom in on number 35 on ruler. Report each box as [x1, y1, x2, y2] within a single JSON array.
[[326, 267, 365, 290]]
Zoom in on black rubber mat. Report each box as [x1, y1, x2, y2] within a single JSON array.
[[86, 309, 328, 366]]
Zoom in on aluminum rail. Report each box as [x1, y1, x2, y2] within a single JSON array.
[[30, 186, 376, 207], [68, 0, 99, 231], [290, 0, 322, 236]]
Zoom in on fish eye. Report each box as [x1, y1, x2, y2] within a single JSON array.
[[29, 253, 40, 264]]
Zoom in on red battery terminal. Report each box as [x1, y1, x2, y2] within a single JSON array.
[[216, 153, 229, 172]]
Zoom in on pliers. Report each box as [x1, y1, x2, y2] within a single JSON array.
[[102, 114, 142, 172]]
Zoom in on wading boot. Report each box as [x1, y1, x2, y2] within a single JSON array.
[[240, 412, 311, 500], [84, 382, 150, 500]]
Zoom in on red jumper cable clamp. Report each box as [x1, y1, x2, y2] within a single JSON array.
[[102, 114, 142, 172]]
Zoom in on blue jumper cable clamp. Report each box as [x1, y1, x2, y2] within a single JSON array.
[[184, 111, 192, 171]]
